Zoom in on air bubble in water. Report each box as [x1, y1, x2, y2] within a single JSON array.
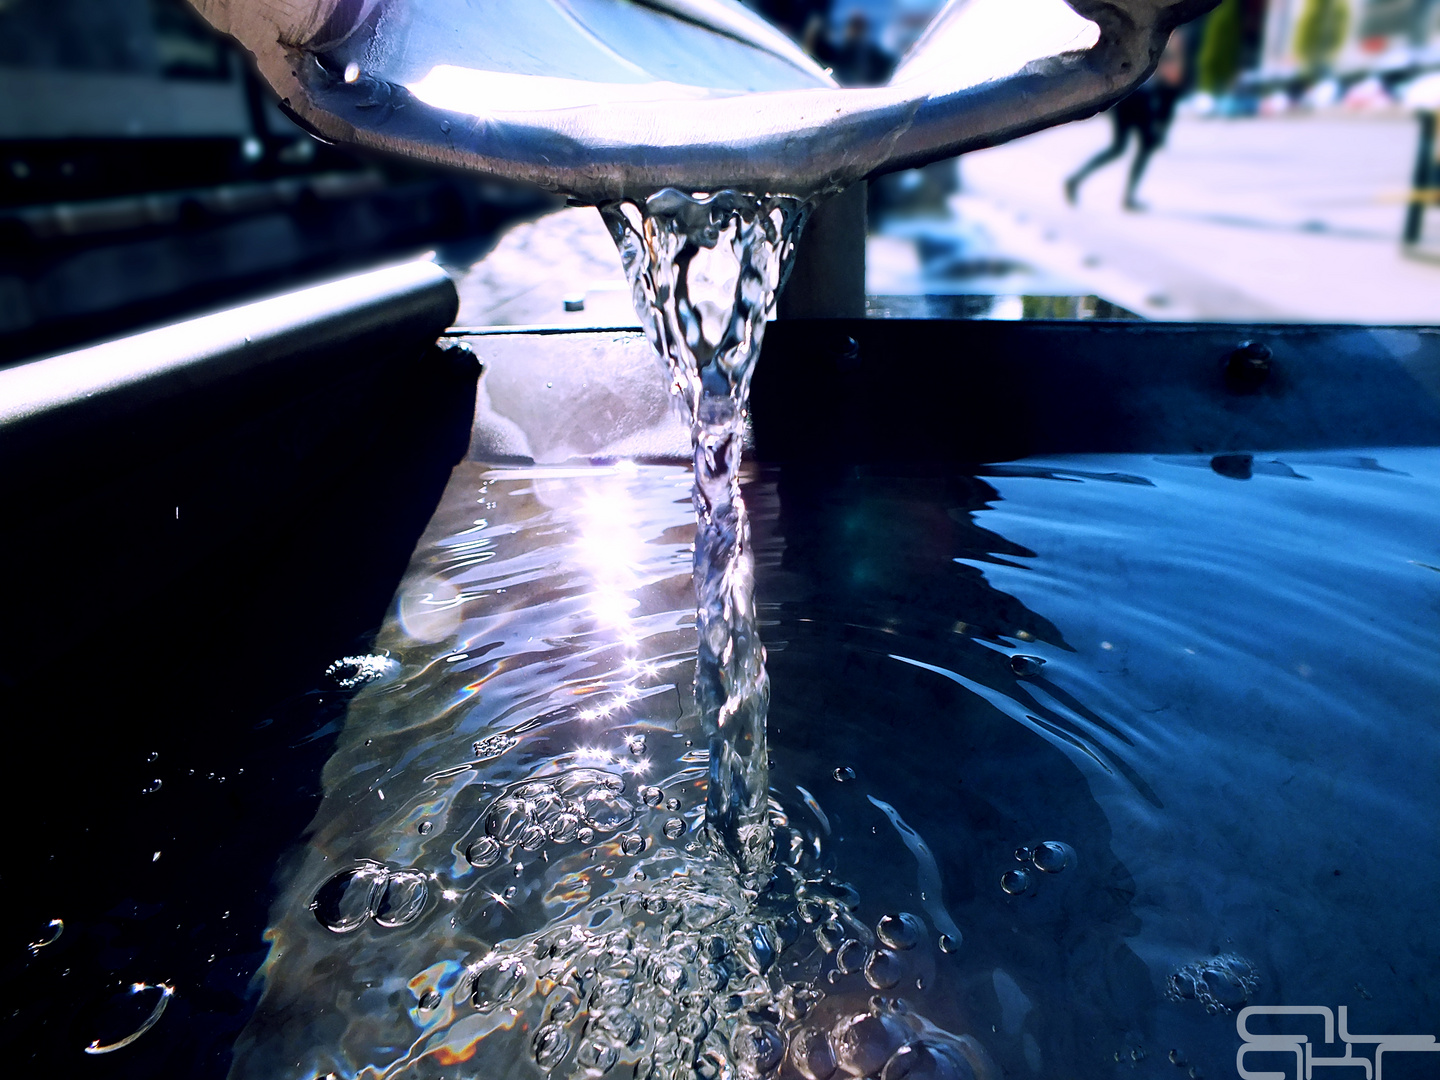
[[466, 836, 501, 867], [418, 989, 441, 1010], [876, 912, 923, 950], [1166, 955, 1258, 1013], [311, 862, 388, 933], [146, 751, 159, 763], [471, 956, 526, 1011], [835, 939, 868, 975], [577, 826, 595, 844], [578, 1039, 618, 1072], [621, 834, 644, 856], [832, 1012, 905, 1077], [865, 949, 903, 990], [641, 785, 663, 806], [326, 654, 398, 690], [792, 1026, 838, 1080], [532, 1023, 571, 1067], [663, 817, 686, 840], [734, 1020, 785, 1073], [1009, 654, 1046, 678], [1030, 840, 1074, 873], [625, 734, 647, 757], [142, 779, 162, 795], [1000, 869, 1031, 895], [833, 767, 856, 782], [881, 1040, 976, 1080], [665, 798, 681, 812], [417, 821, 434, 836], [938, 934, 959, 954], [373, 870, 427, 928], [28, 918, 63, 953], [83, 981, 175, 1055]]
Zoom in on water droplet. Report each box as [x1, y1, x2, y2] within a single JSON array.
[[146, 752, 159, 763], [1031, 840, 1074, 873], [142, 779, 162, 795], [1014, 847, 1032, 862], [417, 821, 434, 836], [1169, 1050, 1187, 1067], [938, 934, 959, 954], [875, 912, 923, 951], [1010, 654, 1046, 678], [833, 766, 856, 782], [621, 834, 644, 856], [374, 869, 428, 928], [439, 119, 452, 134], [577, 827, 595, 844], [641, 785, 663, 806], [503, 885, 518, 900], [466, 836, 501, 867], [665, 798, 681, 812], [312, 862, 387, 933], [418, 989, 441, 1010], [625, 734, 647, 757], [1000, 869, 1031, 895], [663, 817, 686, 840]]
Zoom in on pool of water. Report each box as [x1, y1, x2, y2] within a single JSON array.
[[13, 446, 1438, 1079], [228, 447, 1439, 1080]]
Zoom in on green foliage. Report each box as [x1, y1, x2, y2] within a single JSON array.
[[1294, 0, 1351, 75], [1197, 0, 1244, 93]]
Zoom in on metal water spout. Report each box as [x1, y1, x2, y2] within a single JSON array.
[[188, 0, 1214, 203]]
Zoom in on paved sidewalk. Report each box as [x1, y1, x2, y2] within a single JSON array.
[[957, 112, 1440, 322]]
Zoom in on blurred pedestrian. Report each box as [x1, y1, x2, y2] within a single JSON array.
[[1065, 31, 1186, 211], [820, 11, 894, 87]]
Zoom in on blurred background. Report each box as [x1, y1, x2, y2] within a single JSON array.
[[2, 0, 1439, 359]]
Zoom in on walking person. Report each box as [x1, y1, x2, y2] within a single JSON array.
[[1065, 31, 1186, 211]]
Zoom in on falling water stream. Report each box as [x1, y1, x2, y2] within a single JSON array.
[[218, 190, 998, 1080]]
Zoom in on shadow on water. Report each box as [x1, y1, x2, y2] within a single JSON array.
[[0, 344, 480, 1078], [756, 466, 1154, 1080]]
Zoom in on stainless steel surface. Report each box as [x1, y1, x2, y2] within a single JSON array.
[[0, 256, 456, 452], [189, 0, 1216, 203]]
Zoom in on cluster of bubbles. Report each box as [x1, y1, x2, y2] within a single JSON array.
[[305, 754, 998, 1080], [1165, 955, 1259, 1014], [446, 865, 988, 1080], [325, 654, 400, 690], [311, 861, 429, 934], [463, 768, 647, 866], [1000, 841, 1075, 896]]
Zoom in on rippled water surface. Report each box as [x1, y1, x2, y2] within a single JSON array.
[[228, 447, 1440, 1080], [13, 447, 1440, 1078]]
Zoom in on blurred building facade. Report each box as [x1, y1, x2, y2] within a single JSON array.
[[1259, 0, 1440, 78]]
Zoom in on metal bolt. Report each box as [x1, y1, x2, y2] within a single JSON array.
[[1225, 340, 1271, 391]]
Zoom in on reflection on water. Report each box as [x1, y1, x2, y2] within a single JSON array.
[[235, 450, 1440, 1080]]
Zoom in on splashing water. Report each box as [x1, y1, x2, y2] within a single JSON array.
[[231, 192, 1002, 1080], [601, 190, 809, 878]]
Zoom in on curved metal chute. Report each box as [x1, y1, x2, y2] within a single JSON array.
[[190, 0, 1215, 202]]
